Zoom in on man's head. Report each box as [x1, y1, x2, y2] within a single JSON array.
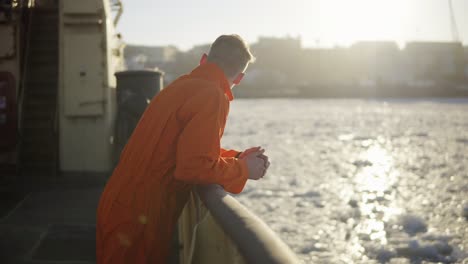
[[203, 34, 255, 87]]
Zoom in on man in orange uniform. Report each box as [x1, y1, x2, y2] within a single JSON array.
[[96, 35, 269, 263]]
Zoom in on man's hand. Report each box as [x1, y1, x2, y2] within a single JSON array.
[[238, 146, 262, 159], [258, 153, 270, 177], [240, 147, 270, 180], [242, 149, 265, 180]]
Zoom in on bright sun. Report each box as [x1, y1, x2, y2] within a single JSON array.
[[317, 0, 411, 46]]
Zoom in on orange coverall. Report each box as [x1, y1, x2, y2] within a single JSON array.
[[96, 62, 249, 263]]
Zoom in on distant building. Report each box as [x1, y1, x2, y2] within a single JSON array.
[[248, 36, 303, 91], [349, 41, 409, 86], [463, 46, 468, 79], [404, 42, 465, 83], [252, 36, 302, 64], [254, 36, 301, 50], [188, 44, 211, 56], [122, 38, 468, 98], [300, 47, 353, 86]]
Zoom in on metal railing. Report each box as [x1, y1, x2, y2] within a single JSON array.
[[179, 184, 300, 264]]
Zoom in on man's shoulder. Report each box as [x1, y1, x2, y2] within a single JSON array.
[[176, 79, 227, 116], [183, 76, 219, 88], [170, 76, 223, 98]]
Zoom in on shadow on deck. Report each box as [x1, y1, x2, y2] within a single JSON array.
[[0, 174, 106, 264]]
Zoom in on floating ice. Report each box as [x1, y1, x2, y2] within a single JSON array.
[[364, 245, 396, 263], [352, 160, 373, 167], [247, 189, 275, 198], [397, 214, 428, 235], [223, 99, 468, 263], [395, 239, 455, 263], [338, 134, 354, 141], [299, 242, 328, 254], [353, 136, 376, 141], [413, 132, 429, 137], [462, 204, 468, 220], [293, 190, 321, 198], [348, 199, 359, 208]]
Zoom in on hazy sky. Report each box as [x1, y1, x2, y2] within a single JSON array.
[[116, 0, 468, 50]]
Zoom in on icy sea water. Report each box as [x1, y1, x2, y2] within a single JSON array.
[[221, 99, 468, 264]]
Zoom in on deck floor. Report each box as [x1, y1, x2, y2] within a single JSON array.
[[0, 174, 181, 264], [0, 175, 105, 264]]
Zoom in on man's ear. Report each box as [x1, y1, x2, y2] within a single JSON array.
[[199, 53, 208, 65]]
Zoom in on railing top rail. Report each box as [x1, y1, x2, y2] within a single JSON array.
[[196, 185, 300, 264]]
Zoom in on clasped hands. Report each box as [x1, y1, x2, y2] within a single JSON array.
[[239, 146, 270, 180]]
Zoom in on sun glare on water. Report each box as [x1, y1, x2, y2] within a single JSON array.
[[353, 143, 402, 247], [355, 145, 395, 193]]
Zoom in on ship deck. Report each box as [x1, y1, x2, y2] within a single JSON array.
[[0, 174, 105, 264]]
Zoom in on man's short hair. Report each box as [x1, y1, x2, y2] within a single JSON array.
[[208, 34, 255, 78]]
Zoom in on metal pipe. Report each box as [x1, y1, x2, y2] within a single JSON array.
[[196, 184, 300, 264], [112, 0, 123, 26], [17, 1, 34, 136]]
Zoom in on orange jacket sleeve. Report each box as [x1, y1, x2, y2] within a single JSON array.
[[174, 87, 248, 194], [220, 148, 241, 158]]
